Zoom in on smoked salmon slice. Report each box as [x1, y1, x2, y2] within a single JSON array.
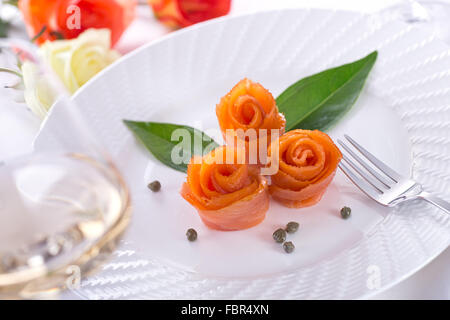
[[180, 146, 269, 231], [216, 78, 286, 166], [268, 130, 342, 208]]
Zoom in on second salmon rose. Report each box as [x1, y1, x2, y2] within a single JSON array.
[[180, 146, 270, 231], [216, 78, 286, 166], [268, 130, 342, 208]]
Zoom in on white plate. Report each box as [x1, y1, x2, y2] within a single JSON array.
[[36, 8, 450, 299]]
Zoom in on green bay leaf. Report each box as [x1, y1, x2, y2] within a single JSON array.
[[277, 51, 377, 131], [124, 120, 219, 173]]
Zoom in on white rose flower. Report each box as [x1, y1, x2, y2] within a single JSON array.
[[21, 61, 56, 119], [20, 28, 121, 119], [39, 28, 120, 94]]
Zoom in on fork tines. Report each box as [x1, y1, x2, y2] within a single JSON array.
[[336, 135, 410, 204]]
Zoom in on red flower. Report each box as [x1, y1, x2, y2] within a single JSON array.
[[18, 0, 136, 46], [149, 0, 231, 28]]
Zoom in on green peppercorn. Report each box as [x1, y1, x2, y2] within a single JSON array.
[[283, 241, 295, 253], [273, 228, 287, 243], [340, 206, 351, 219], [186, 228, 197, 242], [285, 221, 299, 234], [148, 180, 161, 192]]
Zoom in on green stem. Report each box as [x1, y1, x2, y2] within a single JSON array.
[[0, 67, 22, 78], [3, 0, 18, 7], [31, 25, 47, 43]]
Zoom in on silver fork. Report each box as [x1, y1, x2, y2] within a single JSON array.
[[337, 135, 450, 214]]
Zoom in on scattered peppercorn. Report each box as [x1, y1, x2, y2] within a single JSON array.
[[285, 221, 299, 234], [148, 180, 161, 192], [283, 241, 295, 253], [186, 228, 197, 242], [340, 206, 351, 219], [273, 228, 287, 243]]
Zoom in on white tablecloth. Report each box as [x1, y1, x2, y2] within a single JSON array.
[[0, 0, 448, 299]]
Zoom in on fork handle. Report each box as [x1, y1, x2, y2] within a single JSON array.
[[418, 192, 450, 215]]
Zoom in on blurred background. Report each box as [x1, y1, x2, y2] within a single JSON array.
[[0, 0, 448, 299]]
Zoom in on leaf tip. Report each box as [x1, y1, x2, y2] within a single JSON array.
[[368, 50, 378, 61], [123, 119, 135, 128]]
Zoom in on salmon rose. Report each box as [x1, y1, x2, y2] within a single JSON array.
[[268, 130, 342, 208], [216, 78, 286, 165], [181, 146, 269, 231]]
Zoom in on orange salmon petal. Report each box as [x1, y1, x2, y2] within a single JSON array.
[[216, 78, 286, 166], [268, 129, 342, 208], [181, 146, 269, 230]]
